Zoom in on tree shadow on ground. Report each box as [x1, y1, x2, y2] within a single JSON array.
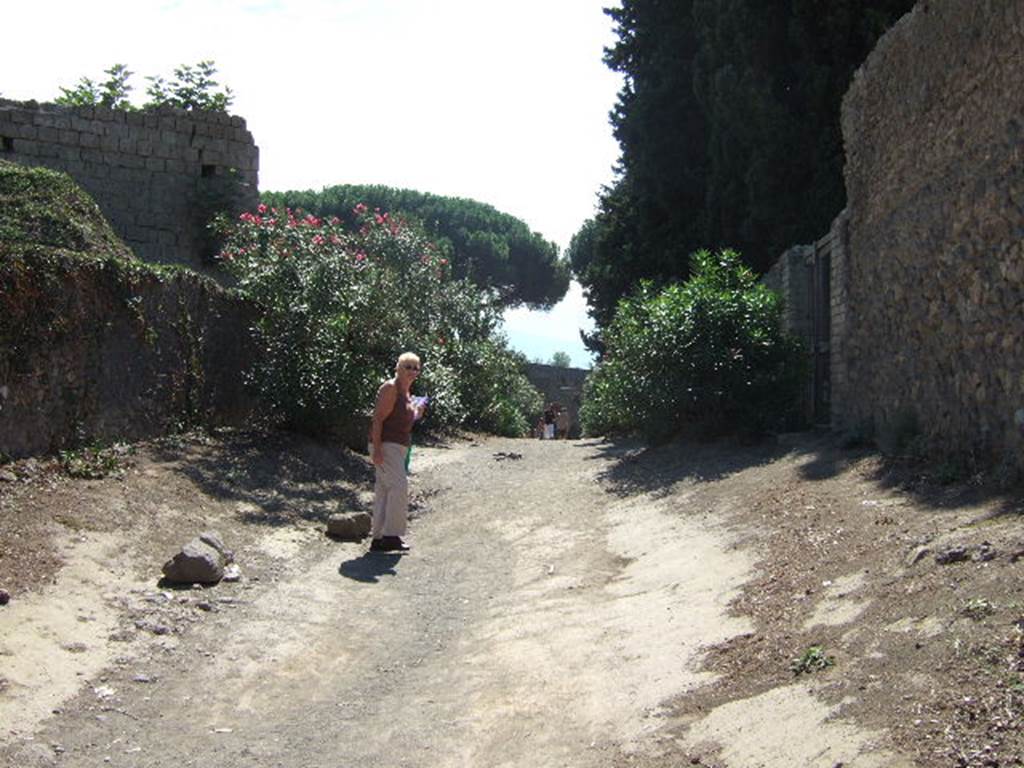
[[338, 552, 402, 582], [790, 432, 1024, 517], [580, 434, 790, 499], [147, 428, 373, 527]]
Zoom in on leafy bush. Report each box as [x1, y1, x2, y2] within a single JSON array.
[[215, 203, 541, 436], [580, 248, 805, 440], [262, 185, 568, 309]]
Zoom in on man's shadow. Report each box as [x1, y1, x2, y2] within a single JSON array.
[[338, 552, 403, 582]]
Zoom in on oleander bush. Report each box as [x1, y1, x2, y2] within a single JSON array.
[[580, 248, 805, 440], [215, 203, 540, 436]]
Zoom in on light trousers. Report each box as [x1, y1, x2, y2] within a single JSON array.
[[371, 441, 409, 538]]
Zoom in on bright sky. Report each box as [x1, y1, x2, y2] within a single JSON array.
[[3, 0, 622, 369]]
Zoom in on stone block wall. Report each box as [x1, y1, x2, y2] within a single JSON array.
[[523, 363, 589, 438], [839, 0, 1024, 468], [0, 99, 259, 273], [764, 245, 814, 345], [828, 211, 851, 427]]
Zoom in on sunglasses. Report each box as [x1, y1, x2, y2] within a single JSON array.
[[403, 364, 421, 371]]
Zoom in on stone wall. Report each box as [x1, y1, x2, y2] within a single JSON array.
[[764, 244, 814, 347], [0, 253, 259, 459], [523, 363, 589, 438], [0, 99, 259, 273], [839, 0, 1024, 467]]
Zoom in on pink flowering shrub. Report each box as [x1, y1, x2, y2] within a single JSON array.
[[214, 204, 540, 435]]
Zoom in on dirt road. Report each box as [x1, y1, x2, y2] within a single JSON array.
[[1, 434, 1021, 767]]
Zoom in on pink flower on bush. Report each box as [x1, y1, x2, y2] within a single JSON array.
[[257, 203, 268, 214], [354, 203, 367, 215], [312, 235, 325, 246], [355, 251, 367, 262]]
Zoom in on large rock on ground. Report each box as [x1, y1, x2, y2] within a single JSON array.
[[162, 535, 227, 584], [326, 512, 372, 540]]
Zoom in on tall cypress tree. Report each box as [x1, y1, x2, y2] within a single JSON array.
[[571, 0, 915, 334]]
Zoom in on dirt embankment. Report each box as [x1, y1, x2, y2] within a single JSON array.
[[1, 430, 1022, 767]]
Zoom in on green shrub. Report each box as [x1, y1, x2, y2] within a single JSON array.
[[580, 248, 805, 440], [215, 204, 540, 436]]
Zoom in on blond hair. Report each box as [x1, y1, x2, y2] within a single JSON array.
[[395, 351, 421, 374]]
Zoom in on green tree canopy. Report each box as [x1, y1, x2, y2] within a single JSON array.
[[550, 351, 572, 368], [262, 185, 569, 310], [571, 0, 914, 337]]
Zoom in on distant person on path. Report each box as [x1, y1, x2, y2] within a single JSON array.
[[556, 407, 570, 439], [543, 404, 556, 440], [368, 352, 425, 553]]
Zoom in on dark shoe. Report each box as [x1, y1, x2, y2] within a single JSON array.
[[369, 538, 389, 552], [384, 536, 410, 552]]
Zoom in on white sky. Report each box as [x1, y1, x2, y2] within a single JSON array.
[[2, 0, 622, 368]]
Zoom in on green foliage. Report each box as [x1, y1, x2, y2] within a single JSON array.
[[56, 64, 133, 109], [0, 160, 134, 259], [579, 249, 805, 440], [790, 645, 835, 675], [215, 204, 542, 436], [145, 61, 233, 112], [54, 61, 232, 112], [550, 351, 572, 368], [572, 0, 914, 333], [60, 442, 133, 479], [261, 185, 568, 309]]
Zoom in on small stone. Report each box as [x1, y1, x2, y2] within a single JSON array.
[[132, 674, 156, 683], [935, 546, 970, 565], [162, 538, 225, 584], [326, 511, 372, 540], [974, 542, 998, 561], [0, 470, 16, 483], [196, 601, 215, 612], [0, 589, 9, 606], [907, 546, 931, 566], [222, 563, 242, 582], [151, 624, 172, 636]]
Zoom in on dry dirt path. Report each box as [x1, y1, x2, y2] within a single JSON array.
[[2, 434, 1020, 767]]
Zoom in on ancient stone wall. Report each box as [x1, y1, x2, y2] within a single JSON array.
[[839, 0, 1024, 468], [523, 363, 589, 439], [0, 253, 259, 459], [0, 99, 259, 273]]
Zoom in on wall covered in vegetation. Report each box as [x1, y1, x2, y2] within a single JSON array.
[[0, 99, 258, 274]]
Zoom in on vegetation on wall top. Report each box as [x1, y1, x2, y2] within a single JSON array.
[[0, 160, 134, 260], [54, 61, 233, 112]]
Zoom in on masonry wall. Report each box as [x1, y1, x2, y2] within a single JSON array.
[[0, 99, 259, 273], [523, 363, 589, 438], [0, 253, 259, 459], [839, 0, 1024, 467]]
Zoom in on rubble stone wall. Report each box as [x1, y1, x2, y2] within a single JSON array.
[[0, 253, 259, 459], [0, 99, 259, 274], [839, 0, 1024, 468]]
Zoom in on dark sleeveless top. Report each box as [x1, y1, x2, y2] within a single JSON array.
[[380, 388, 416, 447]]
